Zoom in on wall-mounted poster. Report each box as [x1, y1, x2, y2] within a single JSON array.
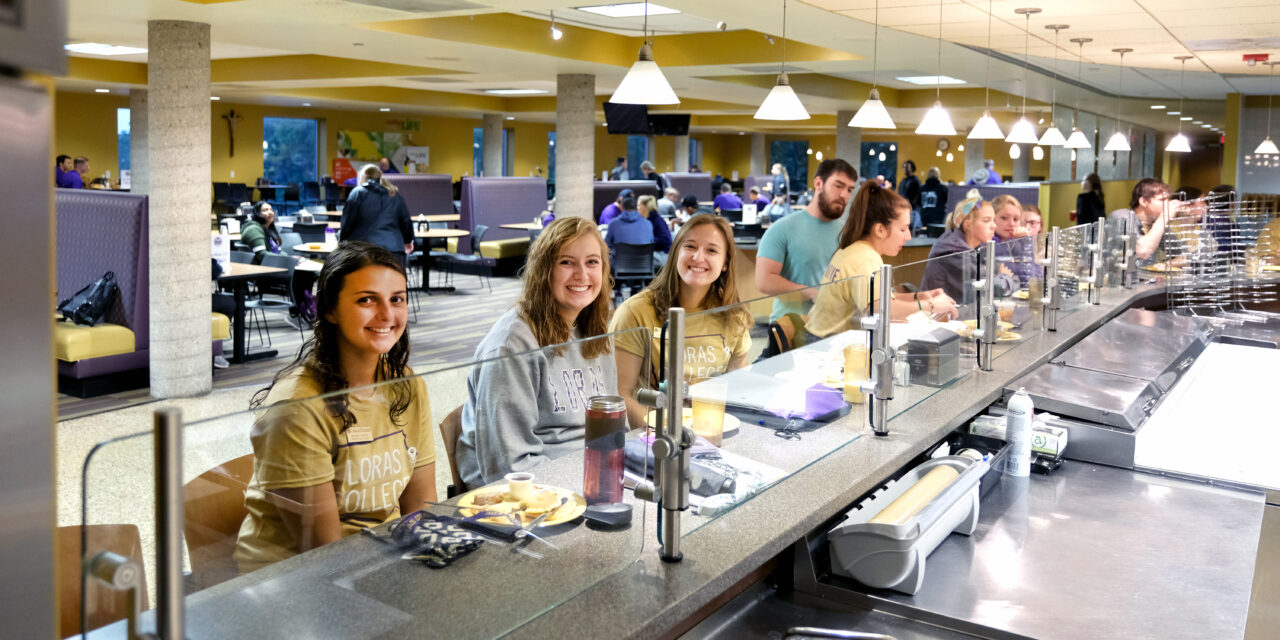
[[334, 130, 408, 183]]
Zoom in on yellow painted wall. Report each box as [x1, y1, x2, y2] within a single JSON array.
[[1038, 179, 1137, 230], [54, 91, 129, 182]]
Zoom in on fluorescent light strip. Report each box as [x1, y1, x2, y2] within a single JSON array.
[[483, 89, 548, 95], [895, 75, 966, 85], [94, 88, 110, 93], [576, 3, 679, 18], [65, 42, 147, 56], [1150, 104, 1166, 109], [379, 107, 391, 112]]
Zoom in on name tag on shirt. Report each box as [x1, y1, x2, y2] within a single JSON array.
[[347, 426, 373, 445]]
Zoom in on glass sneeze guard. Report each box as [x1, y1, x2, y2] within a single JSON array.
[[79, 326, 654, 639]]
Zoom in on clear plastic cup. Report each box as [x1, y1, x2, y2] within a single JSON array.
[[690, 378, 728, 446]]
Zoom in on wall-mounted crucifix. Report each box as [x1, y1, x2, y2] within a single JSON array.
[[222, 109, 242, 157]]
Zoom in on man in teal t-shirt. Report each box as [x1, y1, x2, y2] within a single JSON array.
[[755, 158, 858, 324]]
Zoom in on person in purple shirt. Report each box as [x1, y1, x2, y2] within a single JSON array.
[[747, 186, 770, 211], [599, 188, 634, 225], [713, 183, 743, 212], [54, 154, 71, 184], [58, 156, 88, 188]]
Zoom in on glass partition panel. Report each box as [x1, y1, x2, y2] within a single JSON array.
[[670, 275, 870, 535], [992, 233, 1045, 359], [79, 327, 654, 638], [1055, 223, 1091, 315]]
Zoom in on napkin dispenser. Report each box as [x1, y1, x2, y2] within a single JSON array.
[[904, 327, 960, 386]]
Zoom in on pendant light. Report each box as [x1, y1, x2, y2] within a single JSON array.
[[1063, 37, 1093, 149], [1165, 56, 1193, 153], [850, 0, 895, 128], [1037, 24, 1069, 146], [915, 0, 956, 135], [968, 0, 1004, 139], [755, 0, 810, 120], [1104, 48, 1133, 152], [1255, 61, 1280, 155], [610, 2, 679, 105], [1004, 8, 1041, 145]]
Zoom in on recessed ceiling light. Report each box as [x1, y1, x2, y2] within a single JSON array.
[[1167, 111, 1181, 115], [1201, 123, 1212, 128], [1180, 116, 1191, 120], [483, 89, 548, 95], [895, 75, 966, 85], [577, 3, 679, 18], [210, 96, 220, 101], [94, 88, 110, 93], [1192, 120, 1202, 124], [65, 42, 146, 56], [379, 107, 390, 112], [1150, 105, 1166, 110], [739, 131, 745, 135], [302, 103, 311, 107], [505, 116, 515, 120]]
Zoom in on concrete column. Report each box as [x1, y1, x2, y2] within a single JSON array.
[[1013, 144, 1031, 182], [147, 20, 211, 397], [749, 133, 766, 176], [836, 110, 862, 166], [965, 140, 985, 183], [482, 113, 503, 177], [673, 134, 690, 172], [128, 89, 148, 195], [554, 74, 594, 220]]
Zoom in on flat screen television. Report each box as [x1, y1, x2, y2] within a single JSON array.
[[647, 113, 690, 136], [603, 102, 650, 135]]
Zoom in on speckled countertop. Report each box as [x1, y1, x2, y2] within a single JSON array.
[[165, 285, 1165, 640]]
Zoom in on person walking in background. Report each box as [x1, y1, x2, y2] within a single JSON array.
[[770, 163, 790, 201], [897, 160, 922, 230], [919, 166, 949, 228], [610, 156, 629, 181], [340, 163, 414, 266], [1074, 173, 1106, 226], [640, 160, 664, 189]]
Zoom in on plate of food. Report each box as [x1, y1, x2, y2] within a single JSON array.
[[646, 407, 741, 436], [457, 484, 586, 527], [1140, 263, 1180, 272], [955, 319, 1019, 341]]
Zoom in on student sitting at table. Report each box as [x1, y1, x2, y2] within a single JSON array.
[[609, 214, 753, 429], [713, 182, 743, 213], [241, 201, 317, 324], [604, 196, 655, 256], [748, 186, 770, 211], [637, 194, 673, 269], [991, 194, 1041, 287], [808, 184, 958, 341], [921, 199, 1016, 302], [456, 218, 620, 488], [234, 242, 436, 574]]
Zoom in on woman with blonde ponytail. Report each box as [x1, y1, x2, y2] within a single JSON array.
[[339, 163, 414, 265]]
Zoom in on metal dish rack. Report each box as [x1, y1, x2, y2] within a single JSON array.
[[1162, 191, 1279, 320]]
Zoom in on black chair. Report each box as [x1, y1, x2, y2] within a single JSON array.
[[250, 253, 304, 343], [212, 182, 229, 214], [320, 177, 341, 210], [528, 227, 543, 243], [300, 181, 322, 208], [230, 250, 254, 264], [282, 184, 301, 214], [291, 222, 328, 243], [225, 183, 250, 213], [278, 232, 303, 257], [436, 225, 495, 292], [613, 242, 655, 293]]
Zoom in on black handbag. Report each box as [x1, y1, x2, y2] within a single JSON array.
[[57, 271, 120, 327]]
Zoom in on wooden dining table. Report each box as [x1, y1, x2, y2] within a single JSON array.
[[217, 262, 288, 363], [415, 214, 460, 223], [292, 243, 335, 257], [499, 222, 542, 231]]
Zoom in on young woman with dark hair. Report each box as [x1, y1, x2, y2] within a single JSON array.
[[235, 241, 435, 573], [240, 201, 284, 263], [609, 214, 753, 428], [456, 217, 619, 488], [1075, 173, 1106, 226], [808, 184, 957, 340]]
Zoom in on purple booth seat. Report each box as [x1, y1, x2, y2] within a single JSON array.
[[742, 175, 774, 197], [457, 177, 548, 255], [55, 190, 151, 396], [383, 173, 454, 216], [592, 180, 661, 223], [660, 172, 712, 202]]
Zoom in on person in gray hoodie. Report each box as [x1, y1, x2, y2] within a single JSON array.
[[456, 217, 620, 488]]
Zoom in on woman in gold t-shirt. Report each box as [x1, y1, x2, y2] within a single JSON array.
[[234, 241, 436, 574], [609, 214, 753, 428], [808, 184, 958, 340]]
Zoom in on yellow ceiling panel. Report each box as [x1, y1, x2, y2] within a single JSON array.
[[65, 57, 147, 84], [698, 73, 898, 104], [362, 13, 858, 68], [266, 85, 505, 112], [212, 55, 463, 83]]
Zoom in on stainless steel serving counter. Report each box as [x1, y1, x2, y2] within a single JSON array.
[[107, 283, 1189, 639]]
